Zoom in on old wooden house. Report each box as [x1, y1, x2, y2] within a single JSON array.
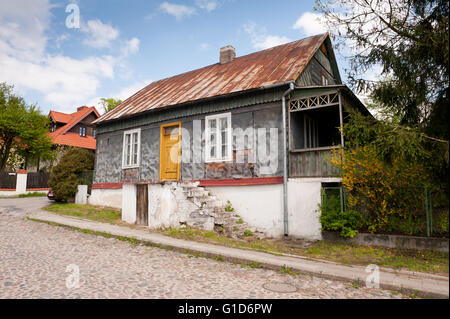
[[91, 33, 369, 239]]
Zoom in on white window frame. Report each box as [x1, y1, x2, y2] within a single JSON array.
[[205, 112, 232, 163], [122, 128, 141, 169]]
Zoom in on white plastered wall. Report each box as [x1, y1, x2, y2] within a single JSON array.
[[209, 177, 341, 240], [121, 184, 136, 224], [15, 172, 27, 194], [287, 178, 322, 240], [88, 188, 123, 209], [207, 184, 284, 238]]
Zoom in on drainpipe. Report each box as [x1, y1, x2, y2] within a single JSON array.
[[282, 82, 295, 236]]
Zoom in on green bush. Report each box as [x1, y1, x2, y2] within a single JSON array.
[[319, 192, 363, 238], [48, 148, 94, 200]]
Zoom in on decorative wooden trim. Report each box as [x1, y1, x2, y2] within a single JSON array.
[[289, 92, 339, 112], [197, 176, 283, 187], [26, 188, 50, 191], [92, 183, 123, 189]]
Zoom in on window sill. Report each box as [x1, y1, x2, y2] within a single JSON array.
[[289, 145, 341, 153], [205, 158, 233, 164], [122, 165, 140, 169]]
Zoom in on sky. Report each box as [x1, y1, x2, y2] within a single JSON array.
[[0, 0, 342, 115]]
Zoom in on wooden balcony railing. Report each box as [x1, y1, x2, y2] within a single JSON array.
[[289, 146, 341, 177]]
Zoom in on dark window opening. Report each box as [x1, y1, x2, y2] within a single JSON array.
[[290, 107, 341, 150]]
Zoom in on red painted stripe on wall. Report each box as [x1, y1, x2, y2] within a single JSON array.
[[197, 176, 283, 187], [92, 183, 123, 189], [92, 177, 283, 189], [0, 189, 15, 191], [26, 188, 50, 191]]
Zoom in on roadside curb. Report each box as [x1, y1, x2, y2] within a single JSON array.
[[27, 211, 449, 299]]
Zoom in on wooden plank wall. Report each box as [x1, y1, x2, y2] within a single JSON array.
[[0, 172, 17, 189], [289, 150, 340, 177], [136, 184, 148, 225]]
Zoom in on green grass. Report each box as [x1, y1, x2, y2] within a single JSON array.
[[304, 241, 449, 275], [243, 230, 253, 236], [0, 192, 47, 198], [280, 265, 300, 276], [42, 203, 449, 276], [160, 226, 449, 276], [18, 192, 47, 198], [44, 203, 121, 224]]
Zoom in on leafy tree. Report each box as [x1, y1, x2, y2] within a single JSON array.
[[0, 82, 55, 171], [99, 98, 122, 114], [316, 0, 449, 139], [48, 148, 95, 200], [328, 110, 448, 236]]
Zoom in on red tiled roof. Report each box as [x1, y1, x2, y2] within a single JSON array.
[[48, 106, 99, 150], [50, 132, 97, 150], [49, 111, 72, 123], [96, 33, 329, 123]]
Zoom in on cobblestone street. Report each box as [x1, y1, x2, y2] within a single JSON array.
[[0, 211, 411, 299]]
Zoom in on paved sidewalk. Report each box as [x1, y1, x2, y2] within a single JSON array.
[[28, 210, 449, 299]]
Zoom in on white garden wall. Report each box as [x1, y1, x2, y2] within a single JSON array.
[[88, 188, 123, 209]]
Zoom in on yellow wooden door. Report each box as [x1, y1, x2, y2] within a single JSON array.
[[159, 122, 181, 180]]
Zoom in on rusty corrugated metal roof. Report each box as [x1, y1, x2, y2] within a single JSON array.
[[95, 33, 328, 124]]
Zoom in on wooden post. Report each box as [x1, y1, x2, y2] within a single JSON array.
[[338, 91, 344, 149]]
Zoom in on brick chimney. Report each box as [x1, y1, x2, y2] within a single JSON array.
[[220, 45, 236, 64], [77, 106, 88, 112]]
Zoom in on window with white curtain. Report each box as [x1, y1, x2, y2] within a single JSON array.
[[205, 112, 232, 162], [122, 128, 141, 168]]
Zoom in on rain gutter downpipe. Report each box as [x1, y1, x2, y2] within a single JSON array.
[[282, 82, 295, 237]]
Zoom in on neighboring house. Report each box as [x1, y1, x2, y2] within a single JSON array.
[[2, 106, 100, 173], [91, 33, 370, 239], [49, 106, 100, 153]]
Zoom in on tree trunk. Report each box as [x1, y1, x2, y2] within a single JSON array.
[[0, 138, 13, 172]]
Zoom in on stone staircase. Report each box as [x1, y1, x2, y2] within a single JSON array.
[[171, 182, 263, 239]]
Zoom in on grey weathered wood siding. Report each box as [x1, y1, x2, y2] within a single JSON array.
[[94, 102, 284, 183], [296, 50, 337, 86], [289, 149, 340, 177]]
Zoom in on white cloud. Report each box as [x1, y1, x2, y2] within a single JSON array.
[[88, 80, 151, 113], [114, 80, 150, 101], [243, 22, 291, 50], [0, 54, 116, 110], [159, 2, 196, 20], [54, 34, 69, 50], [0, 0, 50, 62], [121, 37, 140, 57], [81, 19, 119, 48], [253, 35, 291, 50], [196, 0, 218, 12], [292, 12, 328, 36], [0, 1, 140, 112], [199, 42, 210, 50]]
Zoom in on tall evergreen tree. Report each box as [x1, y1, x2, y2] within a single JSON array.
[[316, 0, 449, 139]]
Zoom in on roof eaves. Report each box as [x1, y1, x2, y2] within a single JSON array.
[[94, 80, 295, 126]]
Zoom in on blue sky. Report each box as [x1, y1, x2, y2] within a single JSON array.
[[0, 0, 340, 115]]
